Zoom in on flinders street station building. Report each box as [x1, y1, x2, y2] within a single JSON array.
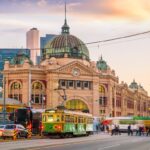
[[3, 18, 150, 118]]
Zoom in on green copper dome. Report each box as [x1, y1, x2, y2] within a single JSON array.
[[44, 18, 89, 61], [96, 56, 108, 70], [129, 79, 138, 89], [10, 52, 33, 65]]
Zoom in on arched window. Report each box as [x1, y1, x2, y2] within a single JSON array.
[[10, 81, 22, 102], [31, 81, 45, 105], [11, 82, 21, 90], [99, 85, 107, 107], [32, 82, 42, 90], [99, 85, 105, 93]]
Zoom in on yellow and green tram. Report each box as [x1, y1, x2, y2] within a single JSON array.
[[41, 109, 93, 137]]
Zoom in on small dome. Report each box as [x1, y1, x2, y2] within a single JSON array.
[[96, 56, 108, 70], [129, 79, 138, 89], [10, 52, 33, 65]]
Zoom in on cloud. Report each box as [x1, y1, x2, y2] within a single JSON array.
[[0, 0, 150, 21], [67, 0, 150, 21], [37, 0, 47, 7]]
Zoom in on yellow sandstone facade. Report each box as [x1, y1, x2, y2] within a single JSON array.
[[2, 18, 150, 117]]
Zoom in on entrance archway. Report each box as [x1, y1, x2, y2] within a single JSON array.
[[65, 99, 89, 112]]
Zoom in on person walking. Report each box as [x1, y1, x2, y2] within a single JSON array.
[[128, 124, 131, 136], [106, 125, 109, 133], [146, 126, 150, 136], [111, 124, 115, 136], [117, 124, 121, 135], [134, 124, 138, 136], [130, 124, 134, 136]]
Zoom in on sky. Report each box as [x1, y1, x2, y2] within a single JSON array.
[[0, 0, 150, 94]]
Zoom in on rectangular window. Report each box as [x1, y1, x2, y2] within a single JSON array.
[[99, 97, 107, 106], [143, 102, 146, 112], [35, 95, 40, 103], [76, 81, 81, 88], [83, 81, 89, 88], [137, 103, 140, 111], [65, 115, 71, 122], [59, 80, 92, 90], [60, 80, 66, 87], [78, 117, 83, 123], [100, 110, 105, 114], [42, 115, 46, 122], [68, 80, 74, 87]]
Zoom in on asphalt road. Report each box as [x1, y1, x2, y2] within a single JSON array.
[[1, 134, 150, 150], [24, 135, 150, 150]]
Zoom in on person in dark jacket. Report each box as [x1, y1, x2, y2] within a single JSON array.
[[128, 124, 131, 136]]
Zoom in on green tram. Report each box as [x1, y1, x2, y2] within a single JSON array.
[[41, 109, 93, 137]]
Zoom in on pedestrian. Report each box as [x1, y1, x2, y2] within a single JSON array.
[[111, 124, 115, 136], [96, 124, 99, 134], [127, 124, 131, 136], [146, 127, 150, 136], [139, 126, 142, 136], [134, 124, 138, 136], [117, 124, 121, 135], [106, 125, 109, 133], [130, 124, 133, 136]]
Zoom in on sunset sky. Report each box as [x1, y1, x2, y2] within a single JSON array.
[[0, 0, 150, 94]]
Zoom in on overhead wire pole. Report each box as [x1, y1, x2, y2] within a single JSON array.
[[0, 71, 6, 124]]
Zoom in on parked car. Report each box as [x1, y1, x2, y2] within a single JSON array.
[[2, 124, 29, 139], [0, 125, 6, 137]]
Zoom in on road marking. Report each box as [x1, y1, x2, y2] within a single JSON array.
[[98, 144, 121, 150]]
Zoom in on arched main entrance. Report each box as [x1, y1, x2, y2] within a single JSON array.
[[65, 99, 89, 112]]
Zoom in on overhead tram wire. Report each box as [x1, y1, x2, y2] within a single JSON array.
[[24, 30, 150, 51], [100, 36, 150, 47], [85, 30, 150, 45]]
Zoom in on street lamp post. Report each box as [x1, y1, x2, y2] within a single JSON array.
[[42, 93, 45, 109], [28, 70, 31, 108], [54, 87, 67, 109], [3, 76, 6, 124], [113, 85, 116, 117]]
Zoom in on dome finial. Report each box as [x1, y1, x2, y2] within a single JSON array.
[[65, 0, 67, 23], [98, 54, 103, 61], [61, 1, 70, 34], [100, 54, 103, 60]]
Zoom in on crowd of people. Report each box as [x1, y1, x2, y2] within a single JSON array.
[[109, 124, 150, 136], [94, 121, 150, 137], [127, 124, 150, 136]]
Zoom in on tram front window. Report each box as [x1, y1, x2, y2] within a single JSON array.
[[47, 115, 54, 122], [47, 114, 61, 122]]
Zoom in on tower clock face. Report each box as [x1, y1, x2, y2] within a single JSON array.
[[72, 68, 80, 76]]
